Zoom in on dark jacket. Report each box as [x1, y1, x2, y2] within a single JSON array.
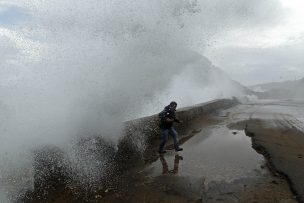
[[159, 105, 180, 129]]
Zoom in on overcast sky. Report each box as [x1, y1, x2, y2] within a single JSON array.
[[0, 0, 304, 86], [205, 0, 304, 85]]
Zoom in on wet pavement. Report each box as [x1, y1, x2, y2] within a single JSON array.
[[148, 128, 265, 183], [229, 99, 304, 202], [100, 100, 303, 203], [22, 99, 304, 202]]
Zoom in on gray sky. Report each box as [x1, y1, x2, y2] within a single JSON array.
[[205, 0, 304, 85], [0, 0, 304, 86]]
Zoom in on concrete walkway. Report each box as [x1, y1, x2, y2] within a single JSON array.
[[23, 99, 304, 202], [232, 100, 304, 202], [101, 100, 303, 202]]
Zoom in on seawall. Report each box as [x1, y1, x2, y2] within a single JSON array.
[[117, 98, 239, 165], [30, 98, 239, 199]]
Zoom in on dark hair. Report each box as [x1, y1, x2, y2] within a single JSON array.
[[170, 101, 177, 107]]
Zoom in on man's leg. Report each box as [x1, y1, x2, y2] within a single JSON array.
[[159, 129, 169, 153], [159, 154, 169, 174], [170, 154, 183, 174], [169, 127, 182, 151]]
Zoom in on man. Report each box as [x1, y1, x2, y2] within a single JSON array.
[[158, 101, 183, 154], [159, 154, 183, 174]]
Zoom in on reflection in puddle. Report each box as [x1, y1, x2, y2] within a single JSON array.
[[159, 154, 183, 175], [147, 126, 266, 185]]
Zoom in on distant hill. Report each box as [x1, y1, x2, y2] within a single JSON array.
[[249, 78, 304, 99]]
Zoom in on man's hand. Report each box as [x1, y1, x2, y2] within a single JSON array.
[[174, 118, 183, 124], [166, 118, 174, 122]]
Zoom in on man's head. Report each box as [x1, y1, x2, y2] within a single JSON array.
[[169, 101, 177, 111]]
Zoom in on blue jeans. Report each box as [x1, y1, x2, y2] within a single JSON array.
[[159, 127, 180, 152]]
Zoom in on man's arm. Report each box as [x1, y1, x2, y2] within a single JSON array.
[[166, 118, 174, 122], [174, 118, 181, 123], [160, 109, 174, 122]]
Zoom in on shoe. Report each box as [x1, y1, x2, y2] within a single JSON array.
[[158, 150, 167, 154], [176, 148, 183, 152]]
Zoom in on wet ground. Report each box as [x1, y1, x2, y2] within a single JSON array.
[[99, 99, 304, 203], [230, 99, 304, 202], [23, 99, 304, 202]]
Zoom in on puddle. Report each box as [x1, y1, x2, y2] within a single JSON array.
[[146, 126, 266, 184]]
